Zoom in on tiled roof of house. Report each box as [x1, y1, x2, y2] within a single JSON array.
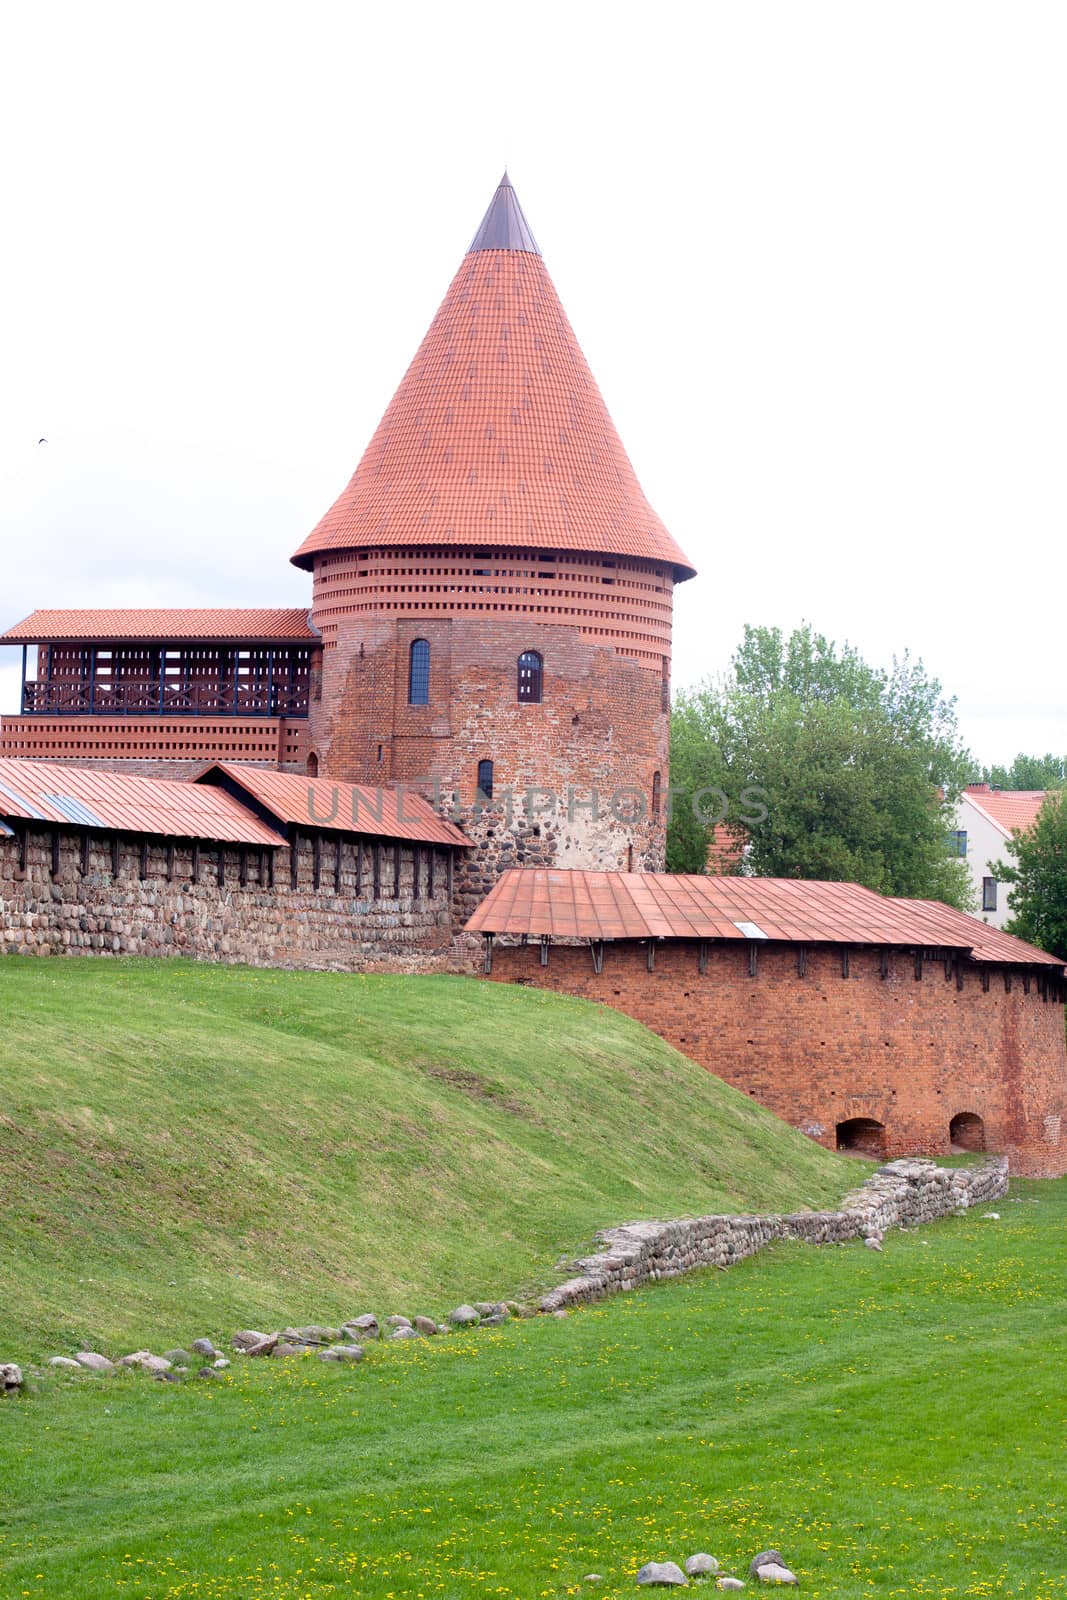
[[291, 175, 695, 579], [0, 759, 286, 846], [0, 609, 318, 644], [963, 786, 1051, 836], [466, 868, 1063, 968], [198, 763, 471, 849]]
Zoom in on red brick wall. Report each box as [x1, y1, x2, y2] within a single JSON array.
[[0, 714, 306, 773], [484, 940, 1067, 1178]]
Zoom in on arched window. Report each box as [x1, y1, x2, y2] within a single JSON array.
[[517, 650, 543, 704], [306, 752, 319, 778], [408, 639, 430, 705], [476, 759, 494, 801]]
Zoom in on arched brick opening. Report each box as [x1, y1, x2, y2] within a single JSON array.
[[306, 751, 319, 777], [950, 1111, 986, 1152], [836, 1117, 888, 1158]]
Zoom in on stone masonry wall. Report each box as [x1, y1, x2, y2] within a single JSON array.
[[540, 1156, 1009, 1311], [0, 826, 454, 971], [486, 940, 1067, 1178]]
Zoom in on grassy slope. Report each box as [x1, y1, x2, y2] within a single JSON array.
[[1, 1181, 1062, 1600], [0, 957, 851, 1355]]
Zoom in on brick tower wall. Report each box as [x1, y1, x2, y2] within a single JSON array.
[[307, 546, 673, 900], [483, 940, 1067, 1178]]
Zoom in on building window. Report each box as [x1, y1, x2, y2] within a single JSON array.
[[306, 752, 318, 777], [982, 876, 997, 912], [947, 830, 968, 857], [517, 650, 543, 703], [477, 759, 494, 801], [408, 639, 430, 705], [652, 771, 662, 818]]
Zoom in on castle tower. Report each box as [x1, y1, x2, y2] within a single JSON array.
[[291, 174, 695, 901]]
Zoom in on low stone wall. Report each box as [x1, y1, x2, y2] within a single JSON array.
[[0, 826, 455, 971], [540, 1157, 1009, 1311]]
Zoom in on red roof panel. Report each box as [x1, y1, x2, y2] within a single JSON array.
[[200, 764, 471, 849], [466, 869, 1064, 969], [0, 609, 318, 644], [0, 759, 285, 846], [964, 787, 1051, 836]]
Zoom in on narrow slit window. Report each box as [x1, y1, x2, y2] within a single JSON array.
[[477, 759, 494, 800], [517, 650, 543, 703], [408, 639, 430, 705]]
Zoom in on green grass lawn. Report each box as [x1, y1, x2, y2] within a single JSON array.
[[0, 958, 852, 1357], [1, 1180, 1063, 1600]]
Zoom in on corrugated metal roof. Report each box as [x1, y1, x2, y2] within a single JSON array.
[[466, 869, 1064, 969], [0, 609, 319, 644], [0, 759, 286, 846], [200, 763, 471, 849], [291, 185, 695, 579]]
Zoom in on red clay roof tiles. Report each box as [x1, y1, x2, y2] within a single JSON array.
[[0, 609, 318, 644], [466, 869, 1063, 969], [199, 764, 471, 849], [0, 759, 286, 846], [291, 179, 695, 578], [964, 787, 1051, 836]]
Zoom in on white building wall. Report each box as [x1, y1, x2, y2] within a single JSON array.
[[953, 794, 1013, 929]]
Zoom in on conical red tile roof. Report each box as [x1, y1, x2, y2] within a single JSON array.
[[291, 176, 695, 577]]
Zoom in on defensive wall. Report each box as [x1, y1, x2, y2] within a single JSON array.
[[484, 939, 1067, 1178]]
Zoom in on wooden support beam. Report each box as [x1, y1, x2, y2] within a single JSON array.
[[267, 849, 275, 889], [1023, 972, 1031, 995], [797, 945, 808, 978], [334, 838, 343, 893], [373, 843, 382, 899], [540, 935, 551, 967], [289, 833, 299, 890], [412, 846, 421, 901], [647, 940, 656, 973], [880, 948, 889, 981], [427, 848, 435, 899], [981, 967, 990, 993], [698, 939, 708, 975], [313, 833, 322, 890], [51, 830, 61, 879], [447, 850, 454, 899], [392, 843, 401, 899], [192, 841, 200, 884], [355, 840, 363, 898], [139, 840, 149, 880], [914, 950, 923, 981], [112, 835, 122, 878], [590, 939, 604, 975], [1003, 970, 1012, 994], [841, 947, 850, 978], [81, 832, 91, 877], [955, 956, 964, 992], [217, 847, 225, 887], [166, 842, 175, 883], [483, 934, 494, 975], [239, 848, 249, 888], [749, 942, 758, 978]]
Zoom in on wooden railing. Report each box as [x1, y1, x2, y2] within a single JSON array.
[[21, 680, 309, 717]]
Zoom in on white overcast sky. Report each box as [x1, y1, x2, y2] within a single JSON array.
[[1, 1, 1064, 768]]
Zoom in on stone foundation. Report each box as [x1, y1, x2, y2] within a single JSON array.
[[540, 1156, 1009, 1311]]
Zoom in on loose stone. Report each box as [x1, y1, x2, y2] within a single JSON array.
[[686, 1555, 720, 1576], [637, 1562, 689, 1586], [448, 1304, 481, 1328], [75, 1351, 114, 1372]]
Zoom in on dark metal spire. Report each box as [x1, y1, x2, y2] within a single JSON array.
[[468, 172, 541, 255]]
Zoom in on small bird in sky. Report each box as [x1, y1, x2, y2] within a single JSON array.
[[38, 438, 47, 445]]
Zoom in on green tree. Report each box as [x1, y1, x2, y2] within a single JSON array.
[[669, 623, 975, 907], [980, 753, 1066, 790], [999, 792, 1067, 959]]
